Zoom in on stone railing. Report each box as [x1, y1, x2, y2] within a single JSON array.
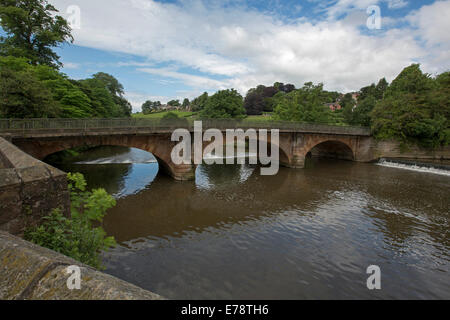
[[0, 231, 164, 300], [0, 118, 372, 136], [0, 137, 70, 236]]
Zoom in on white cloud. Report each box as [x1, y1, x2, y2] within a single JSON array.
[[62, 62, 80, 69], [386, 0, 408, 9], [138, 67, 228, 89], [53, 0, 449, 97], [408, 1, 450, 46]]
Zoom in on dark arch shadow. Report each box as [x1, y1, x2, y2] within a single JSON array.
[[308, 140, 355, 161]]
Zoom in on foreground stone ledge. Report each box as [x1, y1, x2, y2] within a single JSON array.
[[0, 137, 71, 236], [0, 231, 164, 300]]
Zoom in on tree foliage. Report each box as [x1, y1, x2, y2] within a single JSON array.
[[200, 89, 245, 119], [0, 56, 132, 118], [168, 99, 181, 107], [273, 82, 332, 123], [0, 57, 59, 118], [142, 100, 161, 114], [243, 84, 280, 115], [371, 64, 449, 147], [191, 92, 209, 112], [0, 0, 73, 69], [0, 2, 132, 118], [343, 78, 388, 126], [25, 173, 116, 269]]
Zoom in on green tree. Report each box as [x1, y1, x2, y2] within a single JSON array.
[[160, 111, 188, 125], [142, 100, 153, 114], [92, 72, 124, 97], [77, 78, 119, 117], [91, 72, 131, 117], [191, 92, 209, 112], [244, 85, 279, 115], [0, 0, 73, 69], [142, 100, 161, 114], [351, 95, 376, 126], [33, 64, 94, 118], [0, 62, 59, 118], [371, 64, 449, 147], [25, 173, 116, 269], [273, 82, 331, 123], [375, 78, 388, 100], [167, 99, 181, 107], [200, 89, 245, 119], [244, 90, 265, 115], [182, 98, 190, 109]]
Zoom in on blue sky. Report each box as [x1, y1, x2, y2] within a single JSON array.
[[22, 1, 450, 110]]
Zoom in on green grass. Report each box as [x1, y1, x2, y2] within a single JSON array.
[[243, 114, 274, 122], [133, 111, 276, 121], [132, 111, 196, 119]]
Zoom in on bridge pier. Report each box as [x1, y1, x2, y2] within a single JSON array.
[[159, 162, 196, 181], [281, 155, 306, 169]]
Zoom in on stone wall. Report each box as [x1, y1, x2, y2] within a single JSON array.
[[0, 231, 164, 300], [368, 139, 450, 162], [0, 137, 70, 236]]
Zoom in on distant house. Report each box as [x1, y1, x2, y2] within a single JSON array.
[[325, 103, 342, 111], [158, 104, 180, 111]]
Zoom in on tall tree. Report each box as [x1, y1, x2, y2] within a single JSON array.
[[191, 92, 209, 112], [200, 89, 245, 119], [142, 100, 161, 114], [91, 72, 131, 117], [273, 82, 331, 123], [167, 99, 181, 107], [375, 78, 388, 100], [371, 64, 448, 147], [244, 91, 265, 115], [0, 0, 73, 69], [92, 72, 125, 97], [0, 64, 59, 118], [182, 98, 190, 109]]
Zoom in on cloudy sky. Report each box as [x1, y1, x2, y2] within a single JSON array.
[[51, 0, 450, 111]]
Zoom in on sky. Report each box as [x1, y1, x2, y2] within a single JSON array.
[[46, 0, 450, 112]]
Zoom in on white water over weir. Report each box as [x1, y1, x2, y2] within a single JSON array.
[[377, 158, 450, 177], [75, 148, 157, 165]]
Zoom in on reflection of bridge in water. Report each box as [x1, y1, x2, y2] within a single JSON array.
[[0, 118, 374, 180]]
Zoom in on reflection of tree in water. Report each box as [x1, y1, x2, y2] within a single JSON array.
[[56, 163, 132, 196]]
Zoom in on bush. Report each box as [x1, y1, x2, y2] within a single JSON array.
[[161, 111, 180, 120], [25, 173, 116, 269], [160, 111, 189, 126]]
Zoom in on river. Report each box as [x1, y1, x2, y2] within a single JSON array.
[[49, 146, 450, 299]]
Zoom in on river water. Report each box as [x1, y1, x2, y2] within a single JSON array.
[[51, 146, 450, 299]]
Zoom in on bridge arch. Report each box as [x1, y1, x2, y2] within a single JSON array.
[[14, 134, 196, 181], [306, 139, 355, 161], [201, 133, 291, 168]]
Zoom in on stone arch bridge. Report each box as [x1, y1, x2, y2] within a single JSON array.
[[0, 119, 374, 181]]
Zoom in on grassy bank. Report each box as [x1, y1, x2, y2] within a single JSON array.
[[133, 111, 196, 119]]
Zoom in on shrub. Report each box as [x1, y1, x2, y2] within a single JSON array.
[[25, 173, 116, 269]]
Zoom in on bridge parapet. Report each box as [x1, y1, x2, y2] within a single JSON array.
[[0, 118, 372, 137]]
